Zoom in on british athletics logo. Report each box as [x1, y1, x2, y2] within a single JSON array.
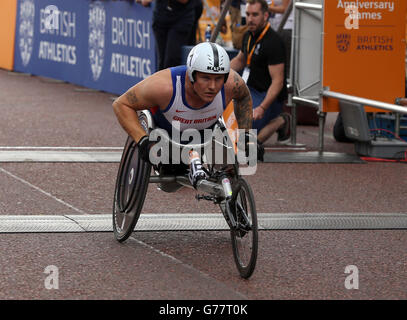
[[336, 33, 351, 52]]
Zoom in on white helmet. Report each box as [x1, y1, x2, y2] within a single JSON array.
[[186, 42, 230, 83]]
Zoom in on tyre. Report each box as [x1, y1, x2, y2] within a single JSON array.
[[113, 112, 152, 242], [113, 136, 151, 242], [229, 178, 258, 279]]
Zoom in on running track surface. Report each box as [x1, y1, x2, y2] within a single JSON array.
[[0, 70, 406, 300]]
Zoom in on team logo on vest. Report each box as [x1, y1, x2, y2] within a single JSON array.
[[18, 0, 35, 67], [88, 1, 106, 81], [336, 33, 351, 53]]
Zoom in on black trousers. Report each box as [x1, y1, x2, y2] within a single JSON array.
[[153, 10, 195, 70]]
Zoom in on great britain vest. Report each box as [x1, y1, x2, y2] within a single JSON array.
[[152, 66, 227, 134]]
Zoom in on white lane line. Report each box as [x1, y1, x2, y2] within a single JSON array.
[[128, 236, 248, 299], [0, 215, 86, 233], [0, 146, 123, 150], [0, 151, 122, 162], [0, 167, 87, 215], [1, 213, 406, 233]]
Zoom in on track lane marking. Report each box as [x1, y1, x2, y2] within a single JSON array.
[[128, 236, 248, 299], [1, 213, 407, 232], [0, 167, 87, 215], [0, 151, 121, 162], [0, 146, 123, 150]]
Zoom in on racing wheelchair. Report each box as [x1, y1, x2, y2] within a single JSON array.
[[112, 110, 258, 279]]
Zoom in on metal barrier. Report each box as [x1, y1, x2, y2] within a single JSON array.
[[322, 91, 407, 115], [289, 0, 407, 153]]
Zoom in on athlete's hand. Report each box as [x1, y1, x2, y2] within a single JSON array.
[[257, 142, 264, 162], [137, 135, 154, 163], [237, 131, 258, 164]]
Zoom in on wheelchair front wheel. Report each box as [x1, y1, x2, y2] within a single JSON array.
[[229, 177, 258, 279]]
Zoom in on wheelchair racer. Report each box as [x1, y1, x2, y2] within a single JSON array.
[[112, 42, 262, 187]]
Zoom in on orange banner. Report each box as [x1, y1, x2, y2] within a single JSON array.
[[223, 101, 238, 152], [323, 0, 407, 112], [0, 0, 17, 70]]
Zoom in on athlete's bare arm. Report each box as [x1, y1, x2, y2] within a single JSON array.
[[112, 69, 172, 142], [225, 69, 253, 130]]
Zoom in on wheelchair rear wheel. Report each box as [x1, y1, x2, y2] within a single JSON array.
[[113, 135, 151, 242], [113, 112, 152, 242]]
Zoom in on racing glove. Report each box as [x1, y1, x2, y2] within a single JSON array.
[[137, 135, 154, 163], [237, 131, 264, 163]]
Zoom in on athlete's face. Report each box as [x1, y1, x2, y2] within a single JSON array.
[[193, 72, 225, 103], [246, 3, 269, 33]]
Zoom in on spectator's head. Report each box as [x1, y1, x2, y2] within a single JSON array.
[[246, 0, 270, 34]]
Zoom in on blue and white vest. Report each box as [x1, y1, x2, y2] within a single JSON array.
[[152, 66, 227, 134]]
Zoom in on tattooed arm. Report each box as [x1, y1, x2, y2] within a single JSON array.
[[225, 69, 253, 131], [112, 69, 172, 142]]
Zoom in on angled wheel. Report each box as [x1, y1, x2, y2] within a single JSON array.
[[113, 136, 151, 242], [229, 178, 258, 279], [113, 112, 152, 242]]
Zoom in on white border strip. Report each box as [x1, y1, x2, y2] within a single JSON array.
[[0, 151, 122, 162], [0, 147, 123, 150], [0, 213, 406, 233]]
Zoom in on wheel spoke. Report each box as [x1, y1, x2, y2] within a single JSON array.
[[120, 213, 126, 230]]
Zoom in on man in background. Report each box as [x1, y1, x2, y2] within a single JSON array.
[[230, 0, 290, 146]]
